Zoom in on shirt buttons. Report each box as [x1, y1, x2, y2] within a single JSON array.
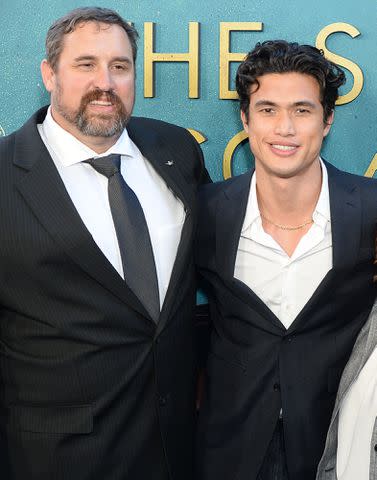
[[159, 396, 167, 406]]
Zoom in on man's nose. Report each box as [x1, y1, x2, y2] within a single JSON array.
[[274, 111, 296, 136], [93, 67, 114, 91]]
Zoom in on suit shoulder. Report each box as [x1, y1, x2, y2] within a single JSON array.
[[0, 131, 16, 150], [0, 131, 16, 169], [353, 172, 377, 189], [0, 106, 47, 158], [128, 116, 210, 185], [339, 168, 377, 186], [327, 164, 377, 220], [327, 161, 377, 191], [197, 171, 251, 234], [356, 174, 377, 212], [339, 168, 377, 197], [199, 171, 250, 201], [129, 116, 192, 140]]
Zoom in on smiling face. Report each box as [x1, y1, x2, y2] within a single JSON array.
[[241, 72, 333, 180], [41, 21, 135, 150]]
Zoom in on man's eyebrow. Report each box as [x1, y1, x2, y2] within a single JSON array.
[[254, 100, 277, 108], [253, 100, 317, 108], [73, 55, 132, 64], [292, 100, 317, 109], [111, 56, 133, 64], [73, 55, 97, 62]]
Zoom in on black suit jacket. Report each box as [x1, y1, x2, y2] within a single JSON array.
[[196, 162, 377, 480], [0, 106, 209, 480]]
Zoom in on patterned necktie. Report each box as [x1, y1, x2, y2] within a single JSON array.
[[85, 154, 160, 323]]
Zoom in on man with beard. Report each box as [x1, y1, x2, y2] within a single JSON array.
[[0, 7, 209, 480]]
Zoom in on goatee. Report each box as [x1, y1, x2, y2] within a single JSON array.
[[56, 88, 131, 138]]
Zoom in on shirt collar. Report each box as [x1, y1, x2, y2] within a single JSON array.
[[41, 106, 136, 165], [313, 158, 331, 227], [241, 158, 331, 234], [241, 172, 260, 234]]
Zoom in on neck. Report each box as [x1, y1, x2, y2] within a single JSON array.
[[76, 134, 121, 154], [255, 159, 322, 223]]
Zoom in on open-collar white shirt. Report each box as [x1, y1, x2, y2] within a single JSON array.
[[337, 343, 377, 479], [38, 107, 185, 308], [234, 159, 332, 329]]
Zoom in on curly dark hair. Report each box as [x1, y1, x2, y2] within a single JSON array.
[[236, 40, 346, 122]]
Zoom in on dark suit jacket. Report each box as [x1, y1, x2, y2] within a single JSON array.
[[196, 162, 377, 480], [0, 106, 209, 480]]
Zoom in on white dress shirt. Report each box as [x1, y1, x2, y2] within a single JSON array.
[[234, 160, 332, 329], [38, 107, 185, 308], [337, 346, 377, 480]]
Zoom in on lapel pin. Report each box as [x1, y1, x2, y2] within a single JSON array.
[[165, 160, 174, 166]]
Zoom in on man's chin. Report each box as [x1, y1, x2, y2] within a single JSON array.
[[83, 112, 117, 126], [78, 115, 127, 138]]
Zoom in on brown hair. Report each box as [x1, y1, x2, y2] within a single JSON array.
[[45, 7, 139, 71]]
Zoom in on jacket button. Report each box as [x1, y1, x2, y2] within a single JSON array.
[[273, 383, 280, 391], [374, 444, 377, 452], [159, 396, 167, 406]]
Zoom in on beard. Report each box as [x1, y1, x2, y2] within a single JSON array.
[[54, 85, 132, 138]]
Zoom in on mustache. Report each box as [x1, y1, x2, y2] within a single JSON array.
[[80, 89, 123, 109]]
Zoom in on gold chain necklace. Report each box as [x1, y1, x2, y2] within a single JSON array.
[[260, 212, 313, 231]]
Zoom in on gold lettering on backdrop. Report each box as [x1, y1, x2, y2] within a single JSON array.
[[223, 130, 248, 179], [364, 154, 377, 178], [316, 23, 364, 105], [187, 129, 207, 144], [219, 22, 263, 99], [144, 22, 199, 98]]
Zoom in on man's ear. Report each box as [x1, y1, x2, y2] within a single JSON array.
[[40, 59, 55, 93], [323, 110, 335, 138], [241, 110, 249, 134]]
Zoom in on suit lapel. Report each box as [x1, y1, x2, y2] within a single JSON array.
[[215, 172, 251, 283], [326, 161, 361, 270], [13, 108, 151, 322], [215, 171, 285, 332], [127, 119, 195, 330], [127, 118, 195, 210], [333, 303, 377, 417], [287, 162, 362, 333]]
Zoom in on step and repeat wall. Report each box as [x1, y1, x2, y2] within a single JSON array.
[[1, 0, 376, 181]]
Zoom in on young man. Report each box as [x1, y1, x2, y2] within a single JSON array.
[[196, 40, 377, 480], [0, 7, 209, 480]]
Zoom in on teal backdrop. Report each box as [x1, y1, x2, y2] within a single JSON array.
[[0, 0, 376, 181]]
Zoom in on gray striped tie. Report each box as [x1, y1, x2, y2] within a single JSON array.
[[86, 154, 160, 323]]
